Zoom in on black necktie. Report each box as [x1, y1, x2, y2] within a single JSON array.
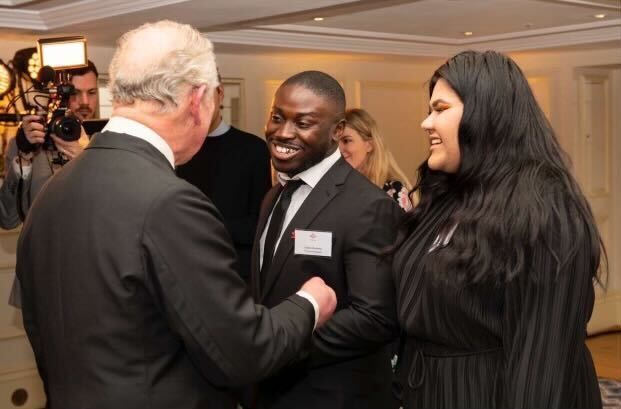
[[261, 179, 304, 274]]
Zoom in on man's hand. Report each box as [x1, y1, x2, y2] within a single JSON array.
[[21, 115, 46, 145], [51, 127, 88, 160], [300, 277, 337, 328]]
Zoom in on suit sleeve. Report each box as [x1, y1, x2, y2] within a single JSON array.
[[501, 192, 599, 408], [16, 226, 49, 397], [142, 183, 315, 387], [227, 139, 272, 246], [311, 194, 401, 364]]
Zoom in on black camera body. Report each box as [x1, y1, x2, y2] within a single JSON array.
[[40, 76, 82, 151]]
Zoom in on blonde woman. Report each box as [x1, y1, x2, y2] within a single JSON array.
[[339, 108, 413, 211]]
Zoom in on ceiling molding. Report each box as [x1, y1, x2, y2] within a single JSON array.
[[257, 24, 452, 44], [207, 19, 621, 57], [0, 0, 192, 30], [0, 9, 43, 30], [260, 19, 621, 45], [541, 0, 621, 11], [203, 0, 419, 32], [466, 24, 621, 52], [0, 0, 40, 6], [206, 29, 455, 57], [41, 0, 191, 29]]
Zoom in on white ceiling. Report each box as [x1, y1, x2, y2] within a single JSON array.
[[0, 0, 619, 57]]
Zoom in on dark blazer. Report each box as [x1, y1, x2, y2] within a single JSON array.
[[16, 131, 315, 409], [250, 157, 402, 409], [176, 126, 271, 280]]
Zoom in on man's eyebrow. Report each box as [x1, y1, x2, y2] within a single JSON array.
[[295, 112, 320, 119]]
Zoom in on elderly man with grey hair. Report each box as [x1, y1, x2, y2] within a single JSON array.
[[15, 20, 336, 409]]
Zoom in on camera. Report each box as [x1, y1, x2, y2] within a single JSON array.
[[39, 77, 82, 151], [35, 37, 88, 152]]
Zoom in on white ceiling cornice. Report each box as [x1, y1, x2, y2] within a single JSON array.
[[259, 19, 621, 45], [1, 0, 619, 57], [0, 0, 38, 5], [546, 0, 621, 11], [42, 0, 191, 29], [467, 24, 621, 52], [0, 0, 191, 30], [0, 9, 42, 29], [207, 19, 621, 57], [206, 28, 454, 57]]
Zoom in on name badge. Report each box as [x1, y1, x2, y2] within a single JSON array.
[[294, 229, 332, 257]]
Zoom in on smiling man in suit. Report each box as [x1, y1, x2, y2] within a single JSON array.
[[15, 21, 337, 409], [249, 71, 402, 409]]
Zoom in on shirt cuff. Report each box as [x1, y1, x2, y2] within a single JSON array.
[[12, 157, 32, 180], [296, 290, 319, 330]]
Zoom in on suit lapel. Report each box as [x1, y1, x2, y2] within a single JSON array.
[[261, 159, 351, 301], [251, 184, 283, 299]]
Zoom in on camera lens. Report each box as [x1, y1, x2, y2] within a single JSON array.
[[52, 116, 81, 141]]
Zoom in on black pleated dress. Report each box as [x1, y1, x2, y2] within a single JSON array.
[[393, 193, 602, 409]]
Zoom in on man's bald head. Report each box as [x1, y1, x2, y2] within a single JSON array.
[[108, 20, 219, 112]]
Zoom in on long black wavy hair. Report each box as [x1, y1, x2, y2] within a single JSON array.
[[398, 50, 605, 285]]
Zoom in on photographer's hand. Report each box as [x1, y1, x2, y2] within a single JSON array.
[[51, 127, 88, 160], [22, 115, 46, 145]]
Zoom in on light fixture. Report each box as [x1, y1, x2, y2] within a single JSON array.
[[463, 31, 473, 36], [27, 52, 40, 80], [12, 48, 40, 80], [594, 13, 606, 19], [314, 17, 324, 21], [0, 59, 16, 99], [37, 36, 88, 70]]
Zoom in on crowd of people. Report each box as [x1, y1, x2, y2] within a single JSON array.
[[3, 19, 605, 409]]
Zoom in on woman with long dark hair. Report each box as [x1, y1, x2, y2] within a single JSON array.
[[393, 50, 604, 408]]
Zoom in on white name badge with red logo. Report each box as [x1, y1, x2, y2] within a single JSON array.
[[294, 229, 332, 257]]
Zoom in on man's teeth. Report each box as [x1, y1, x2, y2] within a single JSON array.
[[276, 145, 297, 154], [430, 139, 442, 145]]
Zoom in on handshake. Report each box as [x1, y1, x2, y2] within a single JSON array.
[[299, 277, 337, 328]]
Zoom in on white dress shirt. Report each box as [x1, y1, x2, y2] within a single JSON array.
[[102, 116, 175, 168]]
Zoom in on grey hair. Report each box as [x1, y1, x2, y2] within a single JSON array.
[[108, 20, 219, 112]]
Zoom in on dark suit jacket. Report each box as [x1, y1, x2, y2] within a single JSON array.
[[177, 126, 271, 280], [250, 158, 401, 409], [16, 131, 315, 409]]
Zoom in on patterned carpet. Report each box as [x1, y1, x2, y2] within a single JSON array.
[[601, 378, 621, 408]]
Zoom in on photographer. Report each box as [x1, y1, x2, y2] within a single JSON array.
[[1, 61, 99, 309], [0, 61, 99, 230]]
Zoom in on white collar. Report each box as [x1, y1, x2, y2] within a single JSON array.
[[102, 116, 175, 168], [278, 148, 341, 188], [208, 119, 231, 137]]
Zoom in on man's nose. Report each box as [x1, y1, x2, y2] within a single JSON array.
[[275, 121, 296, 139], [76, 92, 87, 104]]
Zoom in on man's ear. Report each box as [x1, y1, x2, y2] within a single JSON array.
[[190, 85, 211, 125], [216, 84, 224, 108], [332, 118, 346, 142]]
